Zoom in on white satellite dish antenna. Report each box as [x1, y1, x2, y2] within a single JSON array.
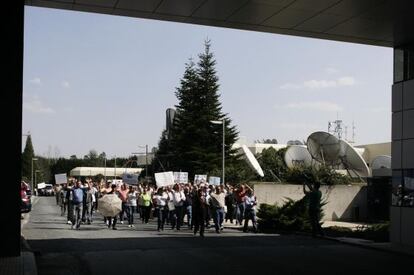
[[284, 145, 313, 169], [241, 145, 265, 177], [372, 155, 391, 170], [339, 139, 370, 178], [371, 155, 391, 177], [307, 131, 343, 165]]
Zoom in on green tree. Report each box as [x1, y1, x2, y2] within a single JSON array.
[[21, 135, 35, 182], [166, 40, 239, 179], [258, 147, 288, 182], [154, 130, 174, 172]]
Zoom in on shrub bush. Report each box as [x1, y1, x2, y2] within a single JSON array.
[[257, 195, 326, 233], [285, 166, 351, 185], [324, 222, 389, 242]]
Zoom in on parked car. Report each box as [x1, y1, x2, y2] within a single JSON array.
[[39, 184, 54, 196], [21, 182, 32, 213]]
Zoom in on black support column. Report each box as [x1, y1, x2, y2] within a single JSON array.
[[1, 1, 24, 257]]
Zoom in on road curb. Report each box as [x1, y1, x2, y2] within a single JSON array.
[[21, 235, 37, 275], [21, 251, 37, 275], [321, 236, 414, 257]]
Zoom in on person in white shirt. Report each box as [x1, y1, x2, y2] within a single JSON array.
[[243, 188, 258, 233], [153, 187, 168, 231], [172, 184, 186, 230], [126, 186, 138, 227]]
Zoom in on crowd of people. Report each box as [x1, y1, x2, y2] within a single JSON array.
[[54, 179, 258, 236]]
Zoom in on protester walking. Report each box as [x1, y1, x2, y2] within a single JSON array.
[[153, 188, 168, 231], [303, 181, 324, 237], [243, 188, 258, 233], [126, 186, 138, 228], [192, 187, 207, 237], [210, 186, 226, 233], [71, 180, 84, 230]]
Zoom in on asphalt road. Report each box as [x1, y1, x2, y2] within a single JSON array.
[[23, 197, 412, 275]]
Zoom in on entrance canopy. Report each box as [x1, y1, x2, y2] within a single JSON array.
[[26, 0, 414, 47], [70, 167, 143, 177]]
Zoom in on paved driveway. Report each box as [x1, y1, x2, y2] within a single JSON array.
[[23, 197, 412, 275]]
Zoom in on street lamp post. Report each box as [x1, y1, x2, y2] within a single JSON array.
[[145, 145, 148, 178], [104, 157, 107, 182], [34, 170, 40, 190], [133, 145, 149, 179], [31, 157, 38, 193], [210, 119, 225, 185], [114, 156, 117, 180]]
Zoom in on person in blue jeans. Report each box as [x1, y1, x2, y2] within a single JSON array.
[[71, 180, 84, 230], [210, 186, 226, 233], [184, 187, 193, 229], [243, 188, 257, 233], [126, 186, 138, 228], [153, 188, 168, 231]]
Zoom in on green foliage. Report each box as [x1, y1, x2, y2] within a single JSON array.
[[222, 157, 257, 184], [285, 166, 351, 185], [258, 147, 288, 182], [257, 195, 326, 233], [324, 222, 389, 242], [21, 135, 35, 182], [255, 138, 278, 144], [154, 40, 239, 179], [254, 146, 352, 185], [286, 166, 351, 185]]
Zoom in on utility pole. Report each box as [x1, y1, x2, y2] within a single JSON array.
[[132, 145, 149, 179], [145, 145, 148, 178], [31, 158, 38, 192]]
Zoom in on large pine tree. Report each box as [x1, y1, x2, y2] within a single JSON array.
[[21, 134, 35, 182], [166, 40, 239, 179]]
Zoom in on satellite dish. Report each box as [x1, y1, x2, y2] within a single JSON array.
[[372, 155, 391, 170], [241, 145, 265, 177], [339, 139, 370, 178], [371, 155, 391, 177], [284, 145, 313, 169], [354, 147, 365, 156], [307, 131, 343, 165]]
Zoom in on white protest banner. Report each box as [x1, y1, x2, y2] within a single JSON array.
[[37, 182, 46, 189], [111, 179, 123, 186], [194, 174, 207, 184], [209, 176, 221, 185], [173, 172, 188, 184], [155, 172, 175, 187], [55, 173, 67, 185], [122, 173, 139, 185]]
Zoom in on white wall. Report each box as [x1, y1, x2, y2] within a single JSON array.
[[254, 183, 367, 221]]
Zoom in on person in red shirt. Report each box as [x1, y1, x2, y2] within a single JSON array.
[[234, 184, 247, 225]]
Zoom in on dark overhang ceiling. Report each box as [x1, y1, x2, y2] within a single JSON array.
[[25, 0, 414, 47]]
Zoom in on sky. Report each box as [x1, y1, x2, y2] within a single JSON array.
[[23, 6, 393, 158]]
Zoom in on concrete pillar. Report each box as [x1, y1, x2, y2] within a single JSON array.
[[0, 1, 24, 257], [391, 47, 414, 246]]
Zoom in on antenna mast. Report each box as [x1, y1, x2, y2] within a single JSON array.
[[351, 121, 356, 143], [328, 119, 343, 140]]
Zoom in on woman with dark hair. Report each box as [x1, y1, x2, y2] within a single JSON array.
[[192, 187, 207, 237], [106, 184, 119, 230], [126, 185, 138, 228], [140, 187, 152, 224]]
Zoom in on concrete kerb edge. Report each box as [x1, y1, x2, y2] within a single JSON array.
[[20, 197, 39, 275], [21, 251, 37, 275], [272, 230, 414, 257], [320, 235, 414, 257]]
